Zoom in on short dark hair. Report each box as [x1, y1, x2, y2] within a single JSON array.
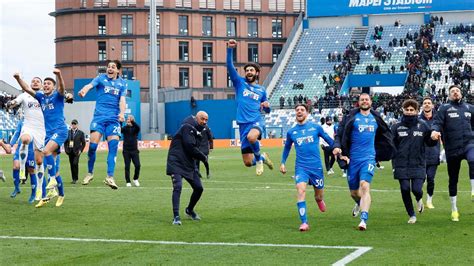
[[243, 63, 260, 73], [295, 103, 308, 112], [32, 77, 42, 83], [44, 77, 56, 85], [106, 59, 122, 70], [422, 96, 433, 103], [448, 84, 461, 92], [402, 99, 419, 110]]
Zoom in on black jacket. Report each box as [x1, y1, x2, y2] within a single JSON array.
[[432, 100, 474, 158], [166, 116, 207, 177], [334, 108, 395, 162], [391, 117, 438, 179], [64, 128, 86, 155], [198, 126, 214, 155], [419, 111, 441, 165], [122, 121, 140, 152]]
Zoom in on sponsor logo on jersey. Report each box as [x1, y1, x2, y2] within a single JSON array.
[[448, 112, 459, 118], [398, 131, 408, 137], [296, 135, 314, 146], [242, 88, 260, 101], [413, 131, 423, 137], [104, 86, 121, 95], [358, 124, 375, 133]]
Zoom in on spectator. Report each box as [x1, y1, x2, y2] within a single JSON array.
[[64, 119, 86, 184]]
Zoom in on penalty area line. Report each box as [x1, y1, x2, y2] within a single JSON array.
[[0, 235, 372, 265]]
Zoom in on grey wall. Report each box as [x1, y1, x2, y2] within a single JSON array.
[[309, 16, 362, 28], [432, 11, 474, 23], [369, 13, 424, 26]]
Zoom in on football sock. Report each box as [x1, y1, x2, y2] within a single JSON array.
[[251, 156, 256, 166], [107, 139, 119, 177], [19, 143, 28, 175], [45, 155, 57, 182], [470, 179, 474, 194], [87, 142, 98, 174], [30, 173, 37, 199], [297, 201, 307, 224], [360, 211, 369, 222], [250, 141, 261, 161], [57, 175, 64, 196], [450, 196, 457, 212], [12, 169, 20, 191]]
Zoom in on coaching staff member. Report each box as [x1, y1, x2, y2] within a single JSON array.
[[196, 118, 213, 179], [122, 115, 141, 187], [64, 119, 86, 184], [431, 85, 474, 222], [167, 111, 209, 225]]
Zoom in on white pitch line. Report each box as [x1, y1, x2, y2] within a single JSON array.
[[0, 235, 372, 265]]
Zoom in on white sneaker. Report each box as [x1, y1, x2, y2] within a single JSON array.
[[358, 220, 367, 231], [126, 183, 132, 187], [342, 172, 347, 178], [408, 216, 417, 224], [417, 199, 424, 213], [328, 169, 335, 175], [352, 203, 360, 217], [132, 179, 140, 187]]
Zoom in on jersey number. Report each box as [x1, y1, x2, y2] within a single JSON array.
[[368, 164, 375, 172], [113, 126, 121, 134]]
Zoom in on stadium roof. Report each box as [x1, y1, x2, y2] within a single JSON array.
[[0, 80, 21, 96]]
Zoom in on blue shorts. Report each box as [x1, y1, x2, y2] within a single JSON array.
[[295, 169, 324, 189], [90, 118, 121, 138], [239, 120, 264, 152], [45, 128, 68, 153], [13, 143, 35, 169], [347, 159, 376, 190]]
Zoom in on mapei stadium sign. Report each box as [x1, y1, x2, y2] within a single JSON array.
[[307, 0, 473, 17]]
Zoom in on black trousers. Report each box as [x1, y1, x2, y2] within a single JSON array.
[[123, 150, 141, 183], [426, 164, 438, 196], [446, 147, 474, 197], [68, 152, 81, 181], [399, 178, 424, 217], [171, 172, 203, 217], [323, 146, 335, 171]]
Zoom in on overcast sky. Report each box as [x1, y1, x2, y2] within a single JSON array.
[[0, 0, 55, 91]]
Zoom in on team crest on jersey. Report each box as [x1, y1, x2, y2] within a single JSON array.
[[465, 112, 471, 118]]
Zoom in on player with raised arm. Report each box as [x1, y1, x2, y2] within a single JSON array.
[[226, 39, 273, 176], [20, 69, 68, 207], [79, 60, 126, 189], [280, 104, 334, 231]]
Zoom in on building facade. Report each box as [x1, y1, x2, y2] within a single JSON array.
[[52, 0, 303, 101]]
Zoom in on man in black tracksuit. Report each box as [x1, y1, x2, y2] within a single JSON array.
[[392, 99, 437, 224], [431, 85, 474, 222], [167, 112, 209, 225], [196, 122, 213, 178], [419, 97, 440, 209], [122, 115, 141, 187]]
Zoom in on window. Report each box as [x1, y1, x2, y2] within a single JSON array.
[[269, 0, 285, 11], [248, 44, 258, 62], [202, 42, 213, 62], [121, 41, 134, 61], [179, 68, 189, 87], [233, 48, 237, 62], [94, 0, 109, 7], [179, 15, 188, 36], [293, 0, 305, 12], [202, 16, 213, 36], [272, 19, 282, 38], [203, 94, 214, 100], [176, 0, 192, 8], [98, 15, 106, 35], [272, 44, 283, 63], [203, 68, 213, 87], [227, 73, 233, 87], [148, 14, 160, 34], [224, 0, 240, 10], [145, 0, 164, 6], [97, 66, 107, 74], [226, 17, 237, 37], [245, 0, 261, 11], [81, 0, 87, 8], [122, 67, 134, 80], [118, 0, 136, 7], [179, 42, 189, 61], [98, 42, 107, 61], [247, 18, 258, 37], [227, 94, 236, 99], [121, 15, 133, 34], [199, 0, 216, 9]]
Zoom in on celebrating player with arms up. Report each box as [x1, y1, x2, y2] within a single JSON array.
[[227, 39, 273, 176], [280, 104, 334, 232], [79, 60, 126, 189]]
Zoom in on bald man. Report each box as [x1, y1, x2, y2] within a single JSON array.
[[122, 114, 141, 187], [167, 112, 209, 225]]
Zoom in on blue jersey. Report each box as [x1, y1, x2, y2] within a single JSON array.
[[89, 74, 127, 122], [350, 112, 378, 161], [35, 90, 67, 136], [281, 121, 334, 171], [10, 120, 23, 145], [227, 48, 269, 124]]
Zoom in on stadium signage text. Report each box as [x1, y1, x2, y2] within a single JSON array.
[[349, 0, 432, 8]]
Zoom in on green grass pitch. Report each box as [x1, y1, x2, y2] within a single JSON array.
[[0, 147, 473, 264]]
